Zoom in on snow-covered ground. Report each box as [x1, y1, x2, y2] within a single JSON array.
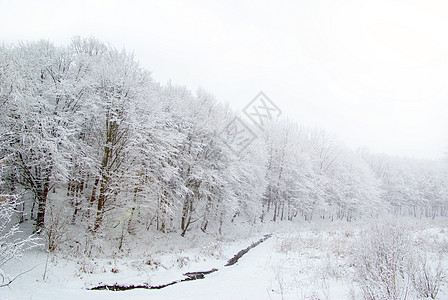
[[2, 219, 448, 300]]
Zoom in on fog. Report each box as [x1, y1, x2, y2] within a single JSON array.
[[1, 0, 447, 158]]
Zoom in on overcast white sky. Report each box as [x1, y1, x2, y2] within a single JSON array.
[[1, 0, 447, 159]]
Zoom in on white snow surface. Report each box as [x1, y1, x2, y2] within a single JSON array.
[[2, 220, 448, 300]]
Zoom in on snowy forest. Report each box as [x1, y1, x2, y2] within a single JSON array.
[[1, 38, 448, 299]]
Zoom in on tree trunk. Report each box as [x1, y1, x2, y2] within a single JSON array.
[[93, 177, 109, 232], [35, 167, 51, 231]]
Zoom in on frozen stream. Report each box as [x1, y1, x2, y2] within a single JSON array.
[[90, 234, 272, 292]]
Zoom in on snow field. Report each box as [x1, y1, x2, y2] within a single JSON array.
[[2, 218, 447, 299]]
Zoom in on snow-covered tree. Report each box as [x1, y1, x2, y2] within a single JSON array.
[[1, 37, 447, 256], [0, 41, 84, 231], [0, 157, 39, 287]]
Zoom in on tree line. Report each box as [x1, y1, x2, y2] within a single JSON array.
[[0, 38, 446, 249]]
